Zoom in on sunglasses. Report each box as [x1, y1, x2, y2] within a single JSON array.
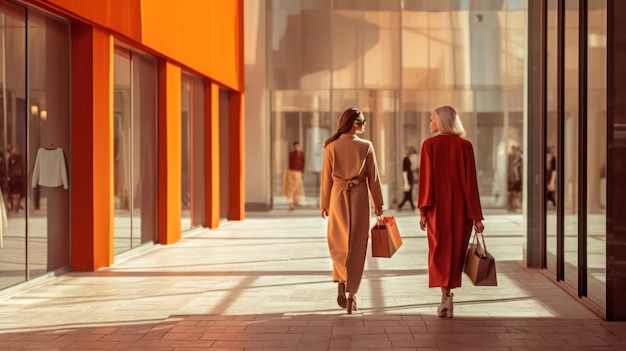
[[354, 119, 366, 126]]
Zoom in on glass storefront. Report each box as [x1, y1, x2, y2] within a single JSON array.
[[538, 0, 607, 311], [0, 2, 70, 290], [267, 0, 526, 210], [113, 48, 158, 255], [181, 74, 206, 230]]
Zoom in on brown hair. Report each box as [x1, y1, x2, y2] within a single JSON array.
[[323, 107, 362, 147], [434, 105, 465, 136]]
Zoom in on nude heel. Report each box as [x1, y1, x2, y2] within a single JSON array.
[[437, 293, 454, 318], [346, 294, 357, 314]]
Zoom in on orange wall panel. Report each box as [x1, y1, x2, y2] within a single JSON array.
[[35, 0, 243, 91], [34, 0, 142, 41], [71, 23, 114, 270], [140, 0, 242, 90]]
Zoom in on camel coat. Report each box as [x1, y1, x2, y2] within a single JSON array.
[[320, 134, 384, 295]]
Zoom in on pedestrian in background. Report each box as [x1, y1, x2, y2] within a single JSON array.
[[398, 146, 416, 211], [283, 141, 305, 211]]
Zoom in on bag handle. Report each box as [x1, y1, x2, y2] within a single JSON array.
[[473, 231, 488, 253], [470, 231, 488, 258], [376, 215, 385, 226], [477, 231, 488, 252]]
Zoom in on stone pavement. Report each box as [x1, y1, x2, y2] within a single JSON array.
[[0, 210, 625, 350]]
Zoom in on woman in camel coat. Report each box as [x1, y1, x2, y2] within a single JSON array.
[[320, 107, 384, 314]]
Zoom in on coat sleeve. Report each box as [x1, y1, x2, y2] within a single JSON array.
[[320, 146, 333, 209], [463, 142, 484, 221], [417, 140, 433, 217], [366, 144, 384, 208]]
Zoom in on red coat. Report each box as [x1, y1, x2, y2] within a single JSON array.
[[418, 135, 483, 288]]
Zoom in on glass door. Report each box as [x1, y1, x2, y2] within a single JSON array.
[[113, 48, 158, 254]]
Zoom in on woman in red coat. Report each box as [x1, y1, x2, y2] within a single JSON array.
[[417, 105, 485, 318]]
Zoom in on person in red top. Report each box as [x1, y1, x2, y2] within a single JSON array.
[[283, 141, 305, 211], [418, 105, 485, 318]]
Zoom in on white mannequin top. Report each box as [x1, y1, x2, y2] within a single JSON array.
[[31, 147, 69, 189]]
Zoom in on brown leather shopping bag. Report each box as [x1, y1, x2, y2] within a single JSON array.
[[463, 231, 498, 286], [370, 216, 403, 258]]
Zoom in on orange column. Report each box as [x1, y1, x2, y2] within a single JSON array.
[[229, 92, 245, 220], [70, 22, 114, 270], [158, 60, 182, 244], [205, 82, 220, 228]]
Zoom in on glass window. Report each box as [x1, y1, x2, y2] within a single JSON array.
[[113, 48, 157, 254], [131, 54, 158, 246], [181, 76, 192, 230], [268, 0, 331, 90], [114, 50, 132, 254], [545, 0, 558, 275], [0, 3, 71, 290], [271, 90, 331, 209], [0, 1, 26, 289], [331, 4, 362, 89], [563, 0, 579, 290], [587, 0, 606, 307], [401, 7, 429, 89], [27, 10, 71, 279], [265, 0, 527, 216], [362, 8, 400, 89], [181, 74, 205, 230]]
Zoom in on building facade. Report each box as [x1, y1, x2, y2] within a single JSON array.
[[0, 0, 244, 292]]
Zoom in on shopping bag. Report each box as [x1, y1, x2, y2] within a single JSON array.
[[371, 216, 403, 258], [463, 231, 498, 286]]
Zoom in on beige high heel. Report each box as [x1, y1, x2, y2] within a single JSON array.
[[437, 293, 454, 318], [346, 294, 357, 314]]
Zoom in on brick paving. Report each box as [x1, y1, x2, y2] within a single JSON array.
[[0, 210, 624, 350]]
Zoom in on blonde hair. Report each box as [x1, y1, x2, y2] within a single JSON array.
[[434, 105, 465, 136]]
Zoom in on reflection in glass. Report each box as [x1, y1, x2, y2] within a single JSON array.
[[113, 51, 132, 254], [27, 11, 70, 279], [181, 77, 191, 230], [193, 80, 206, 227], [0, 3, 27, 289], [267, 0, 527, 211], [587, 0, 606, 307], [545, 0, 558, 275], [563, 0, 579, 290], [0, 3, 71, 289], [131, 55, 157, 247], [181, 74, 205, 230], [271, 91, 331, 208], [114, 49, 157, 254]]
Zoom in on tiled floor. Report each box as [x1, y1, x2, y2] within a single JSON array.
[[0, 210, 625, 350]]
